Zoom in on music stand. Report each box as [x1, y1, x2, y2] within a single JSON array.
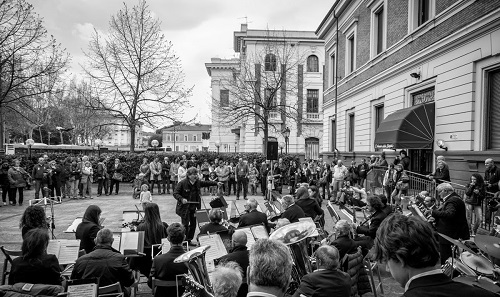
[[195, 209, 210, 230], [29, 195, 60, 239]]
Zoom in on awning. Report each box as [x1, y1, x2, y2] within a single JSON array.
[[374, 102, 435, 149]]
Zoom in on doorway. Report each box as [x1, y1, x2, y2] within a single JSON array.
[[408, 149, 433, 175]]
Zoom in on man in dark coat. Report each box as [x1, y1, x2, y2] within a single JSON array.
[[238, 198, 268, 231], [485, 158, 500, 193], [329, 220, 357, 260], [174, 167, 219, 245], [425, 183, 469, 264], [373, 214, 496, 297], [148, 223, 188, 297], [280, 195, 305, 223], [293, 245, 351, 297], [355, 195, 388, 252], [216, 230, 249, 297], [71, 228, 136, 296]]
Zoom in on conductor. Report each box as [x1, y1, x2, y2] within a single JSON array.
[[174, 167, 220, 246]]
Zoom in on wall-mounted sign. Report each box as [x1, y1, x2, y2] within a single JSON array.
[[449, 134, 458, 140], [375, 143, 394, 149]]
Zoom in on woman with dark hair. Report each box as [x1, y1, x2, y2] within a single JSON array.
[[20, 205, 49, 238], [465, 173, 486, 236], [296, 185, 324, 222], [132, 203, 168, 275], [9, 228, 61, 285], [76, 205, 102, 253]]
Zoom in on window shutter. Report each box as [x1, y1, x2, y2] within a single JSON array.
[[488, 69, 500, 150]]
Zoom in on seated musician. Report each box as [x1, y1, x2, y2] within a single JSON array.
[[212, 262, 243, 297], [293, 245, 351, 297], [353, 195, 387, 251], [216, 230, 249, 297], [423, 196, 437, 210], [71, 228, 136, 296], [9, 228, 62, 286], [351, 185, 368, 207], [238, 198, 269, 231], [75, 205, 102, 254], [280, 195, 305, 223], [294, 183, 309, 201], [324, 220, 357, 260], [295, 186, 324, 222], [373, 214, 497, 297], [198, 208, 228, 237], [148, 223, 189, 297]]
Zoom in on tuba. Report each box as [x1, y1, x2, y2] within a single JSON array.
[[174, 245, 214, 297], [269, 220, 317, 294]]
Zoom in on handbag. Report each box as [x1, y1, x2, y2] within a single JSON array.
[[112, 172, 123, 181]]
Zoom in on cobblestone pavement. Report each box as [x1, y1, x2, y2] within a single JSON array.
[[0, 185, 404, 296]]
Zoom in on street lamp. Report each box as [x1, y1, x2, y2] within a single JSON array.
[[151, 139, 159, 154], [95, 139, 102, 157], [47, 132, 52, 145], [279, 142, 285, 155], [215, 140, 221, 154], [282, 127, 290, 154], [26, 138, 35, 159]]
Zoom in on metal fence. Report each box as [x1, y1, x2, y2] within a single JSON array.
[[366, 167, 494, 231]]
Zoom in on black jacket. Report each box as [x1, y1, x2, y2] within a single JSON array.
[[217, 245, 249, 297], [293, 269, 351, 297], [174, 178, 217, 218], [404, 273, 497, 297], [238, 210, 268, 230], [432, 192, 470, 243], [281, 204, 305, 223], [485, 165, 500, 193], [71, 245, 135, 289], [331, 235, 357, 259], [75, 221, 101, 254], [148, 245, 188, 297], [9, 254, 61, 285], [356, 210, 387, 239], [198, 222, 228, 237], [295, 198, 324, 219]]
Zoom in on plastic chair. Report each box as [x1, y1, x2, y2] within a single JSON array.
[[1, 246, 22, 285]]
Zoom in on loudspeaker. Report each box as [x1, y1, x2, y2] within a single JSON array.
[[267, 141, 279, 160]]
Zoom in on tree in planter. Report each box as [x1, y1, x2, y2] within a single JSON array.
[[211, 30, 307, 153], [82, 0, 191, 152]]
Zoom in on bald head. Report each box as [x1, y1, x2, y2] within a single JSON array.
[[232, 231, 247, 247], [315, 245, 340, 270]]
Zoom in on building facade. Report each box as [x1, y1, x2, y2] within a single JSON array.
[[206, 24, 325, 159], [160, 124, 211, 152], [317, 0, 500, 184], [103, 120, 144, 147]]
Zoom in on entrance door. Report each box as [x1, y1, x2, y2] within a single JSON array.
[[409, 149, 433, 175], [305, 138, 320, 160]]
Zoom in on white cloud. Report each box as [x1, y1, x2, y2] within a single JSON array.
[[72, 23, 95, 42]]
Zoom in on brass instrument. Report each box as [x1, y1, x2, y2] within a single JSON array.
[[408, 197, 434, 225], [174, 245, 214, 297], [269, 220, 317, 294]]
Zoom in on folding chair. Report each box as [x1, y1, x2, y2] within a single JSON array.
[[1, 246, 22, 285], [327, 201, 341, 222], [99, 282, 122, 295], [195, 209, 210, 229], [364, 258, 384, 297]]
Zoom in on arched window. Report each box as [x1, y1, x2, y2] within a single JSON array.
[[305, 137, 320, 160], [265, 53, 277, 71], [307, 55, 319, 72]]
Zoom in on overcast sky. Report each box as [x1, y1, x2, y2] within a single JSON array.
[[28, 0, 333, 130]]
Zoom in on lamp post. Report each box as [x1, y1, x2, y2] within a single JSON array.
[[215, 140, 221, 155], [282, 127, 290, 154], [235, 141, 237, 153], [26, 138, 34, 159], [47, 132, 52, 145], [56, 127, 63, 144], [279, 142, 285, 155], [95, 139, 102, 157], [151, 139, 159, 155]]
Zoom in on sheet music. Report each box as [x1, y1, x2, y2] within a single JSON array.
[[112, 234, 121, 251], [58, 245, 80, 265], [161, 238, 171, 255], [47, 241, 61, 257], [67, 283, 98, 297], [120, 232, 142, 255], [250, 225, 269, 239], [65, 217, 83, 233], [198, 234, 227, 272]]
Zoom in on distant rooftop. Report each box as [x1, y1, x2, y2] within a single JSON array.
[[160, 124, 211, 132]]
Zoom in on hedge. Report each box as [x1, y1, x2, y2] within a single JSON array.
[[0, 151, 304, 183]]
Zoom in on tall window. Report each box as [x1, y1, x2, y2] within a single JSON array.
[[348, 113, 355, 152], [265, 53, 277, 71], [306, 89, 319, 113], [184, 135, 188, 142], [265, 88, 277, 108], [331, 119, 336, 151], [418, 0, 430, 26], [175, 135, 179, 142], [167, 135, 171, 142], [193, 135, 197, 142], [374, 104, 385, 131], [220, 90, 229, 107], [330, 53, 336, 86], [346, 34, 356, 74], [371, 2, 385, 57], [307, 55, 319, 72], [487, 68, 500, 150]]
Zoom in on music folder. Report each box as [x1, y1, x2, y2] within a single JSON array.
[[236, 224, 269, 250], [112, 231, 145, 257], [47, 239, 80, 265], [198, 233, 228, 272]]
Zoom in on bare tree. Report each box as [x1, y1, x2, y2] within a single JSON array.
[[0, 0, 68, 149], [82, 0, 191, 152], [211, 31, 306, 152]]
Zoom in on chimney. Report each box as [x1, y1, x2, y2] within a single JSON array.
[[241, 23, 248, 32]]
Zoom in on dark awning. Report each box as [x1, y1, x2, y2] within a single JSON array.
[[374, 102, 435, 149]]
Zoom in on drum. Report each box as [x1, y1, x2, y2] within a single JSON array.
[[460, 251, 494, 276], [442, 257, 476, 277]]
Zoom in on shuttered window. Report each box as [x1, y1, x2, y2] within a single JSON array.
[[487, 69, 500, 150]]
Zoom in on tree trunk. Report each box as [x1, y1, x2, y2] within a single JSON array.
[[0, 108, 4, 154], [39, 127, 43, 144], [129, 124, 136, 152]]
